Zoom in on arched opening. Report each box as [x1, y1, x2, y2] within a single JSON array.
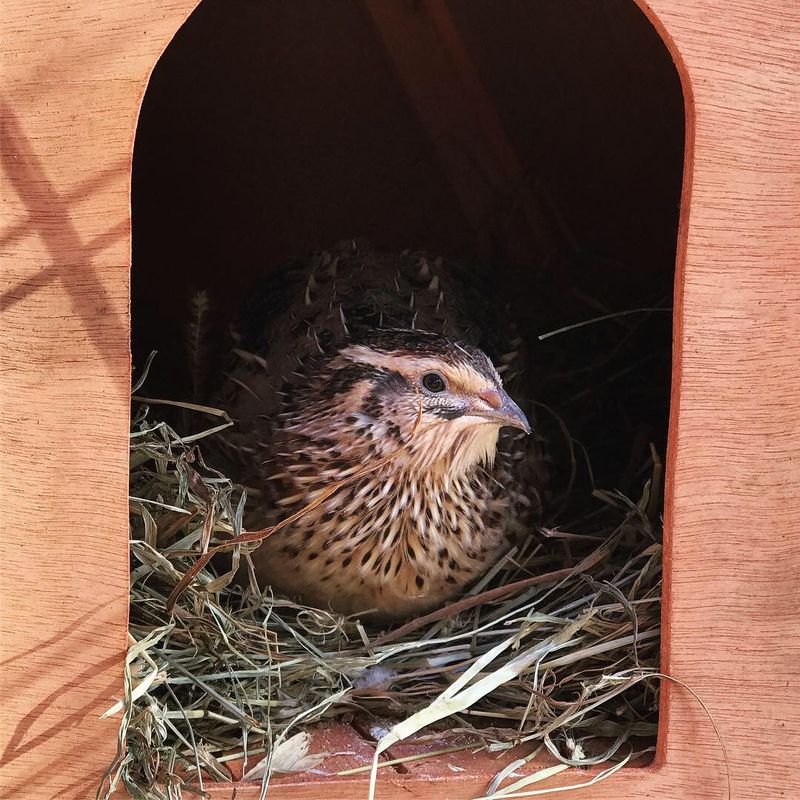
[[129, 0, 685, 791]]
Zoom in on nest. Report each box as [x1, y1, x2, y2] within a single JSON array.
[[102, 310, 668, 800]]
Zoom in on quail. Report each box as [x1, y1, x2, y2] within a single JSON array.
[[213, 241, 546, 619]]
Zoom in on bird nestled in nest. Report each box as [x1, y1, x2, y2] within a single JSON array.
[[212, 241, 546, 619]]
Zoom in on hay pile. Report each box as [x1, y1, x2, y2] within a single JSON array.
[[101, 314, 667, 800]]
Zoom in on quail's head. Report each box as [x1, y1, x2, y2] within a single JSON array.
[[281, 329, 530, 481]]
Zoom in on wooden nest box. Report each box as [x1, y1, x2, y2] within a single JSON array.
[[2, 1, 799, 799]]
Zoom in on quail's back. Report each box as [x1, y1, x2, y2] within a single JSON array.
[[214, 242, 545, 618]]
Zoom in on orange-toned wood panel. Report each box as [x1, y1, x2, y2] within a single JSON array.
[[645, 1, 800, 798], [2, 2, 799, 800], [0, 4, 201, 799]]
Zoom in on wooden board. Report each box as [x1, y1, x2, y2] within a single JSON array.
[[2, 1, 799, 798]]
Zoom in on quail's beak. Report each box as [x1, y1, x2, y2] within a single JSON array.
[[475, 388, 531, 434]]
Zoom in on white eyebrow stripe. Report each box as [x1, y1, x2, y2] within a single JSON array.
[[340, 345, 495, 393], [340, 345, 448, 375]]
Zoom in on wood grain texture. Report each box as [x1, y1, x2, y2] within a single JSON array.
[[0, 4, 201, 799], [1, 1, 799, 799]]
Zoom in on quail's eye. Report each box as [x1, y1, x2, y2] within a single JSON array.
[[421, 372, 447, 393]]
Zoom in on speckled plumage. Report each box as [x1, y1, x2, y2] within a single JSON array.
[[213, 241, 546, 618]]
